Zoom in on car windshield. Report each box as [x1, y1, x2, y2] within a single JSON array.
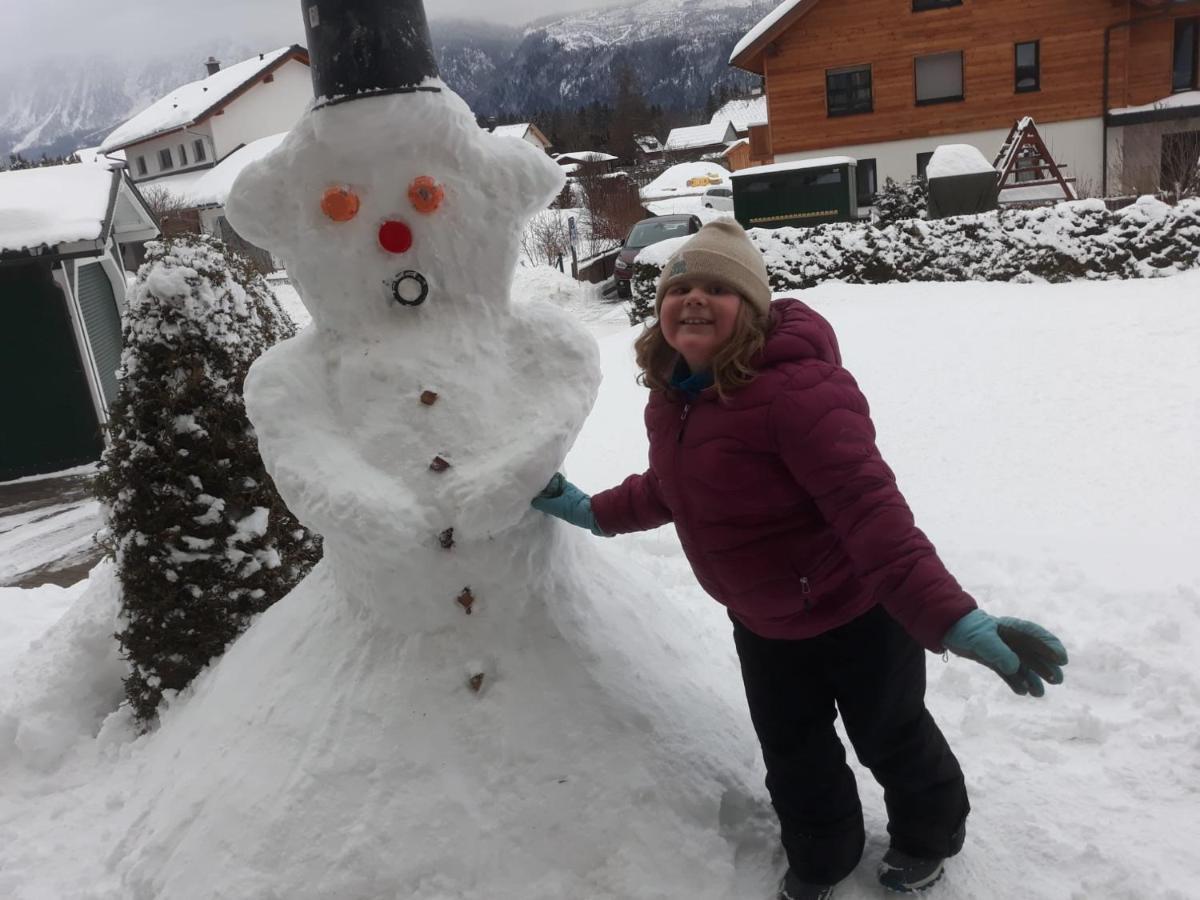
[[626, 219, 692, 249]]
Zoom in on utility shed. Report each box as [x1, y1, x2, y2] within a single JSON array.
[[0, 164, 159, 480], [925, 143, 1000, 219]]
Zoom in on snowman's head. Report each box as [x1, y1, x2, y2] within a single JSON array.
[[226, 85, 565, 336]]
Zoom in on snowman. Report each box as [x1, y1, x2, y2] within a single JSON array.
[[90, 1, 772, 896]]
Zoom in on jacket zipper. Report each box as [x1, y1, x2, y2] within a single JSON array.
[[677, 402, 692, 443], [800, 576, 811, 611]]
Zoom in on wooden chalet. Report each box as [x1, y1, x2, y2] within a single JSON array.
[[730, 0, 1200, 200]]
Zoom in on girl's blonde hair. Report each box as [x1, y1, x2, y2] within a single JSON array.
[[633, 300, 770, 398]]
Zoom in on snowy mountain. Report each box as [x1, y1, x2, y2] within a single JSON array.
[[2, 1, 771, 161], [0, 42, 268, 161]]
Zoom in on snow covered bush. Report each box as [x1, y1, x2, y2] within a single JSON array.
[[627, 197, 1200, 317], [96, 234, 321, 725], [874, 175, 928, 226]]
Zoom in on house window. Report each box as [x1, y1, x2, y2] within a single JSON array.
[[178, 144, 187, 166], [856, 158, 878, 205], [136, 156, 147, 176], [1174, 18, 1199, 93], [913, 0, 961, 9], [158, 148, 174, 171], [916, 151, 934, 179], [193, 139, 207, 162], [826, 65, 873, 117], [1015, 41, 1040, 93], [1161, 131, 1200, 192], [915, 51, 964, 105]]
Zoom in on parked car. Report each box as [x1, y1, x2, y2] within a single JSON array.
[[613, 214, 702, 298], [702, 186, 734, 211]]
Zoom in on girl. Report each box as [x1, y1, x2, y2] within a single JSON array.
[[532, 218, 1067, 899]]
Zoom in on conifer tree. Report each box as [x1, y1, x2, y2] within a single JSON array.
[[97, 234, 321, 725]]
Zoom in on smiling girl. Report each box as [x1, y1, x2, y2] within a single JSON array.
[[532, 218, 1066, 899]]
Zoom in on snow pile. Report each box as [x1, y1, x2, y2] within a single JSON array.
[[0, 562, 123, 771], [630, 198, 1200, 307], [641, 161, 730, 200], [0, 164, 116, 253], [100, 48, 295, 152], [927, 144, 995, 179]]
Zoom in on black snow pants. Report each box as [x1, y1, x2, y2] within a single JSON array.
[[731, 604, 969, 886]]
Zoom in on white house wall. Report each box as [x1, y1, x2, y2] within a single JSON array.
[[126, 121, 217, 182], [776, 117, 1105, 200], [208, 59, 312, 160]]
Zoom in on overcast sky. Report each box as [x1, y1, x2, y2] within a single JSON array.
[[0, 0, 630, 67]]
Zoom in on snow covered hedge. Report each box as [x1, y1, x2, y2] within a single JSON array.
[[629, 197, 1200, 321], [96, 234, 322, 725]]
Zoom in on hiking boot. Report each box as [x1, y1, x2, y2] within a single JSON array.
[[777, 868, 835, 900], [876, 847, 945, 893]]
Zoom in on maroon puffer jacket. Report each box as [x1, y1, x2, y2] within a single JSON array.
[[590, 298, 976, 651]]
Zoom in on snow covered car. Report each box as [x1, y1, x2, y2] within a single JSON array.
[[613, 214, 702, 298], [702, 187, 734, 211]]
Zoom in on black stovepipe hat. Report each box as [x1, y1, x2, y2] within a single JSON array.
[[301, 0, 441, 109]]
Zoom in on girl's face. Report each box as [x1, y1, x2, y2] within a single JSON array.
[[659, 280, 743, 371]]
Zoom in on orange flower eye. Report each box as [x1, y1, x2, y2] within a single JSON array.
[[408, 176, 444, 214], [321, 186, 360, 222]]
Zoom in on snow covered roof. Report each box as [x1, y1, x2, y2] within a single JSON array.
[[730, 0, 816, 71], [556, 151, 617, 163], [73, 146, 125, 165], [640, 162, 730, 200], [1108, 90, 1200, 124], [489, 123, 551, 148], [100, 47, 307, 153], [664, 121, 737, 152], [0, 164, 158, 256], [711, 96, 767, 133], [136, 168, 214, 207], [730, 156, 856, 178], [490, 124, 531, 139], [191, 133, 289, 207], [635, 134, 662, 153], [927, 144, 996, 180]]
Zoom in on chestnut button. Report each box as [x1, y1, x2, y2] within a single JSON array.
[[379, 220, 413, 254]]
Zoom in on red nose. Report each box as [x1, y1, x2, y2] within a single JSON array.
[[378, 220, 413, 254]]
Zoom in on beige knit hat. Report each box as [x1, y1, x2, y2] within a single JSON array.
[[655, 217, 771, 316]]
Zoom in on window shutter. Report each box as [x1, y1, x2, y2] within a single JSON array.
[[76, 263, 124, 410]]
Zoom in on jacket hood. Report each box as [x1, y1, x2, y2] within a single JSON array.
[[755, 298, 842, 371]]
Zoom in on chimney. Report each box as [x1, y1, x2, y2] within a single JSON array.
[[205, 57, 221, 76]]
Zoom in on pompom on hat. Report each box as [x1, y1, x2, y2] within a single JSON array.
[[655, 217, 771, 317]]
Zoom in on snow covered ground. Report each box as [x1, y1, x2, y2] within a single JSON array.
[[1, 269, 1198, 898]]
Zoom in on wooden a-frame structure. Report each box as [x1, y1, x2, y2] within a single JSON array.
[[993, 117, 1077, 202]]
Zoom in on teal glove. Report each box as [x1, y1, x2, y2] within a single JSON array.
[[943, 609, 1068, 698], [531, 473, 608, 537]]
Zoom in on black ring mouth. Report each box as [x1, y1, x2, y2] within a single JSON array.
[[391, 270, 429, 307]]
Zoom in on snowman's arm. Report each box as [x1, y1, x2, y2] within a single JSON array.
[[245, 340, 431, 544]]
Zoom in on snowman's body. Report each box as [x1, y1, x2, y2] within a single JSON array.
[[101, 85, 773, 899]]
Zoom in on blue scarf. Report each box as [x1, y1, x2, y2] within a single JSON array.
[[669, 358, 715, 400]]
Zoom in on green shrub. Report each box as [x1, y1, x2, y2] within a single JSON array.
[[97, 234, 321, 725]]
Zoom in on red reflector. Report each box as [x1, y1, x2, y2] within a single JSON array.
[[378, 220, 413, 254]]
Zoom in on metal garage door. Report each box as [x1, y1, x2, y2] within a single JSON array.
[[0, 262, 103, 480], [75, 262, 123, 410]]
